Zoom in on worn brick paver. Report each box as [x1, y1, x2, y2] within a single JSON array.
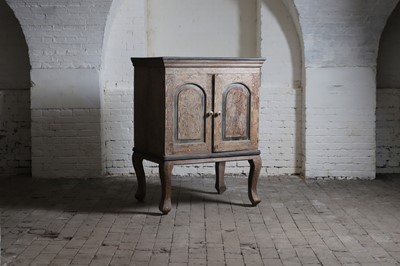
[[1, 175, 400, 265]]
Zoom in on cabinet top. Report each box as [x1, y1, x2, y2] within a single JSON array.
[[131, 57, 265, 68]]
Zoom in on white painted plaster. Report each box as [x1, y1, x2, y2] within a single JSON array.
[[147, 0, 257, 57], [31, 69, 100, 109]]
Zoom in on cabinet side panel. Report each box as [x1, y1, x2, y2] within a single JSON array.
[[134, 67, 166, 156]]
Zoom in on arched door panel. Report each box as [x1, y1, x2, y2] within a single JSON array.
[[213, 73, 260, 152], [165, 74, 212, 155]]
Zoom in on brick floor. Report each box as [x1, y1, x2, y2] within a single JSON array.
[[1, 174, 400, 265]]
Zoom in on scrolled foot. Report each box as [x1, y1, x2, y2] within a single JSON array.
[[249, 194, 261, 206], [159, 200, 172, 215], [215, 161, 227, 194]]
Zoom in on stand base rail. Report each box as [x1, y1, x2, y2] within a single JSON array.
[[132, 151, 262, 214]]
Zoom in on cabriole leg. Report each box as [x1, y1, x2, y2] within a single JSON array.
[[159, 161, 174, 214], [215, 161, 227, 194], [248, 156, 262, 206], [133, 153, 146, 201]]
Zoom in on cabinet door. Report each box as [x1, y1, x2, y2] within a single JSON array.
[[165, 74, 213, 155], [213, 73, 260, 152]]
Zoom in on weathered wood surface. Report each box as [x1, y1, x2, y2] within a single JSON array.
[[131, 57, 265, 214]]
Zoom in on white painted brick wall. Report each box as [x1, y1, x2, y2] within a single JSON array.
[[101, 0, 146, 176], [103, 89, 134, 175], [294, 0, 397, 67], [376, 89, 400, 173], [293, 0, 397, 179], [5, 0, 397, 179], [7, 0, 113, 69], [260, 87, 302, 176], [7, 0, 113, 178], [31, 108, 102, 178], [259, 0, 303, 176], [304, 67, 376, 179]]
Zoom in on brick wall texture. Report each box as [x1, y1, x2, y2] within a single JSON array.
[[31, 108, 102, 178], [1, 0, 400, 178], [0, 90, 31, 176], [376, 89, 400, 173]]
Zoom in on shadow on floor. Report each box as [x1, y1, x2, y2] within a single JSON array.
[[0, 175, 252, 215]]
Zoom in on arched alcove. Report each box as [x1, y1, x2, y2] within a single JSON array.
[[376, 2, 400, 175], [101, 0, 303, 176], [258, 0, 303, 176], [0, 0, 31, 176]]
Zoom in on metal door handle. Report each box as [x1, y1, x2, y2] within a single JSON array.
[[214, 111, 222, 117]]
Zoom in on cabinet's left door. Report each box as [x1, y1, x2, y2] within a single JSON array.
[[165, 74, 213, 155]]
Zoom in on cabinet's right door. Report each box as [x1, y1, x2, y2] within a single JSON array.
[[213, 73, 260, 152]]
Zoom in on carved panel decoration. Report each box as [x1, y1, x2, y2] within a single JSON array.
[[223, 83, 250, 141], [175, 84, 205, 142]]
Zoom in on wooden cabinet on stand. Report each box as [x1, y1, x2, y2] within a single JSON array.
[[131, 57, 265, 214]]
